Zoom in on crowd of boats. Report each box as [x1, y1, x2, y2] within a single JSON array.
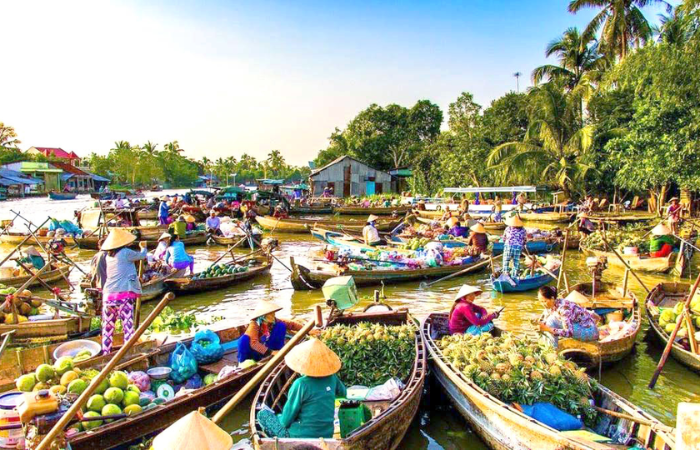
[[0, 188, 698, 450]]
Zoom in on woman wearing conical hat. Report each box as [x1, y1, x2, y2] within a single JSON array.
[[538, 286, 600, 345], [100, 228, 148, 353], [19, 246, 45, 270], [447, 217, 469, 238], [502, 214, 526, 278], [362, 215, 385, 246], [449, 285, 500, 335], [237, 302, 304, 363], [666, 197, 682, 235], [649, 223, 675, 258], [256, 338, 346, 439], [466, 222, 488, 253]]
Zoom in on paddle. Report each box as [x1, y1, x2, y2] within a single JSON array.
[[36, 292, 175, 450], [648, 270, 700, 389], [211, 305, 321, 424], [419, 259, 490, 289], [599, 231, 650, 294]]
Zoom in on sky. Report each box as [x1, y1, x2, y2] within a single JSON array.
[[1, 0, 674, 166]]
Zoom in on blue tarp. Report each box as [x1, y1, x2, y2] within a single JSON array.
[[0, 168, 42, 185]]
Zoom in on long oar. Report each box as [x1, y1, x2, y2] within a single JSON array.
[[0, 217, 51, 267], [419, 259, 490, 289], [0, 330, 15, 360], [557, 231, 569, 291], [522, 246, 559, 281], [649, 271, 700, 389], [36, 292, 175, 450], [600, 231, 650, 294], [211, 306, 321, 424], [591, 405, 674, 434]]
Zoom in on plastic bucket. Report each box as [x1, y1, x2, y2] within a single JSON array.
[[0, 392, 24, 448]]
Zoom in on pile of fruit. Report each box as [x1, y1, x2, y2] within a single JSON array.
[[16, 356, 95, 395], [320, 322, 415, 387], [580, 230, 650, 253], [0, 286, 42, 323], [654, 298, 700, 341], [192, 263, 249, 280], [398, 237, 431, 251], [437, 332, 596, 425]]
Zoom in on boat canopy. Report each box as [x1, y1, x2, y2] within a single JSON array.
[[443, 186, 544, 194]]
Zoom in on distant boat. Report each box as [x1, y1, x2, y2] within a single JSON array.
[[48, 191, 78, 200]]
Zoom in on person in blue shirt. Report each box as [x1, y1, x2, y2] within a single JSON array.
[[165, 235, 194, 276], [158, 197, 170, 225]]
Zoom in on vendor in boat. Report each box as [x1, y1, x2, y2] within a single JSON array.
[[158, 196, 170, 225], [101, 229, 148, 353], [19, 246, 45, 270], [447, 217, 469, 238], [582, 194, 594, 213], [184, 214, 197, 232], [416, 200, 426, 211], [238, 302, 305, 363], [205, 210, 222, 235], [459, 198, 470, 216], [538, 286, 600, 343], [502, 215, 526, 277], [153, 233, 171, 262], [666, 197, 682, 235], [516, 192, 527, 211], [649, 223, 675, 258], [257, 338, 346, 439], [165, 235, 194, 276], [272, 204, 288, 219], [466, 222, 489, 253], [363, 214, 386, 246], [492, 196, 503, 222], [449, 285, 500, 335], [577, 212, 595, 236], [170, 215, 188, 240]]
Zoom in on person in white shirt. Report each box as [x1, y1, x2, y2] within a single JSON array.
[[362, 214, 385, 246]]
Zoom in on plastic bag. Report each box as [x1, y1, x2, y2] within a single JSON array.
[[169, 342, 198, 383], [190, 329, 224, 364], [365, 378, 404, 401], [521, 402, 583, 431], [184, 373, 203, 390]]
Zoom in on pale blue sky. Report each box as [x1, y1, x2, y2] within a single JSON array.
[[2, 1, 674, 165]]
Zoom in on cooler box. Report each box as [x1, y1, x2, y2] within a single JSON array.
[[322, 276, 358, 310]]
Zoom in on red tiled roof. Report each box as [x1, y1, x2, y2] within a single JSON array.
[[33, 147, 80, 160], [50, 161, 90, 176]]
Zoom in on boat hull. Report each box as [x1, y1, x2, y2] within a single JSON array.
[[256, 215, 400, 233], [582, 248, 677, 274], [334, 206, 412, 215], [491, 240, 556, 256], [0, 233, 75, 247], [0, 264, 72, 288], [164, 257, 271, 294], [491, 270, 557, 293], [48, 192, 78, 200]]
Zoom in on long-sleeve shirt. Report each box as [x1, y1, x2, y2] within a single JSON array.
[[244, 318, 303, 354], [650, 235, 674, 252], [448, 226, 469, 238], [103, 247, 147, 296], [153, 241, 168, 261], [362, 225, 380, 245], [206, 216, 221, 230], [503, 226, 526, 247], [158, 202, 169, 218], [550, 298, 598, 337], [279, 374, 347, 438], [449, 301, 494, 334], [90, 251, 108, 289], [467, 233, 489, 252], [165, 241, 192, 266]]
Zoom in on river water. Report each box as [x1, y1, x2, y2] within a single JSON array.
[[1, 192, 699, 449]]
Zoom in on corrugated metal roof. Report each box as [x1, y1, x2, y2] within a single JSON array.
[[309, 155, 383, 177]]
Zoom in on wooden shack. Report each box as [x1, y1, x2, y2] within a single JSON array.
[[309, 155, 393, 197]]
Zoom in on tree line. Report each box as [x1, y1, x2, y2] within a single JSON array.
[[314, 0, 700, 205]]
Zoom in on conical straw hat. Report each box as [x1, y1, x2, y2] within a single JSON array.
[[25, 246, 41, 257], [184, 214, 197, 223], [251, 302, 283, 319], [158, 232, 172, 241], [505, 215, 524, 227], [651, 223, 671, 236], [447, 217, 459, 227], [367, 214, 379, 223], [285, 338, 341, 377], [454, 284, 482, 301], [470, 223, 486, 233], [565, 290, 589, 305], [152, 411, 232, 450], [100, 228, 136, 251]]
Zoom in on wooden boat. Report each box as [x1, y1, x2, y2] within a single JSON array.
[[491, 240, 558, 256], [519, 211, 575, 223], [581, 246, 685, 275], [209, 233, 262, 249], [65, 323, 278, 450], [0, 232, 75, 247], [415, 216, 506, 231], [289, 205, 334, 214], [422, 312, 674, 450], [0, 313, 92, 343], [0, 264, 72, 288], [164, 253, 272, 294], [334, 205, 412, 215], [255, 215, 401, 234], [558, 281, 641, 366], [645, 282, 700, 372], [491, 268, 558, 293], [74, 231, 208, 250], [48, 192, 78, 200], [290, 255, 489, 290], [251, 307, 426, 449], [82, 269, 175, 303], [136, 208, 158, 220], [0, 333, 156, 393]]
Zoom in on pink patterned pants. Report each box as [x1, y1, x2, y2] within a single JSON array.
[[102, 292, 138, 353]]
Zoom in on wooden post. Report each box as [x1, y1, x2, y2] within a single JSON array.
[[600, 232, 650, 294], [649, 271, 700, 388], [557, 231, 569, 291], [35, 293, 175, 450], [622, 268, 630, 298]]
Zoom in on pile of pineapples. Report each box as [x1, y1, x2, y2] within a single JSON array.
[[437, 332, 597, 425]]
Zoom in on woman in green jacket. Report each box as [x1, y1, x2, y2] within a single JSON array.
[[258, 338, 346, 439]]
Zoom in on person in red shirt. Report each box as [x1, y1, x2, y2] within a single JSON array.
[[448, 285, 501, 335]]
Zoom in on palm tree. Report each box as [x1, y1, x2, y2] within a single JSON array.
[[163, 141, 183, 154], [266, 150, 286, 177], [569, 0, 671, 60], [487, 82, 594, 196], [532, 28, 602, 89], [656, 7, 692, 45], [0, 123, 21, 150]]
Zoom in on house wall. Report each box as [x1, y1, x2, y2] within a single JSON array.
[[310, 158, 392, 197]]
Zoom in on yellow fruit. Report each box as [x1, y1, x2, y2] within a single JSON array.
[[61, 371, 79, 387]]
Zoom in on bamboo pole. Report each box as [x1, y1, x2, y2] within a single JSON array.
[[0, 217, 51, 267], [649, 271, 700, 388], [211, 306, 321, 424], [35, 292, 175, 450], [0, 331, 15, 359], [684, 308, 698, 355], [592, 406, 674, 434], [557, 231, 569, 291], [600, 232, 650, 294]]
